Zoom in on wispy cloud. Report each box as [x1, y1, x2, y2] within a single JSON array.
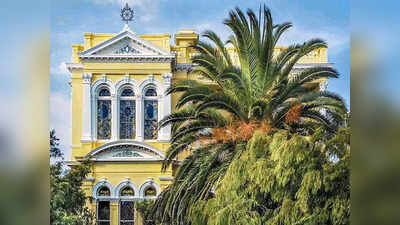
[[278, 26, 349, 55]]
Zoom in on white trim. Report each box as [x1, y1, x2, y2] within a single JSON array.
[[82, 73, 92, 142], [78, 30, 175, 58], [139, 180, 161, 198], [66, 62, 83, 73], [93, 179, 114, 199], [91, 76, 115, 141], [114, 179, 140, 198], [140, 75, 165, 141], [86, 141, 165, 159]]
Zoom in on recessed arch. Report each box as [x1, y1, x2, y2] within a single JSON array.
[[138, 76, 164, 97], [115, 77, 139, 96], [139, 180, 161, 198], [91, 77, 115, 97], [92, 180, 114, 199], [114, 180, 139, 198]]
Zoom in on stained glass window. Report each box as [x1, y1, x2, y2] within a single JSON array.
[[97, 100, 111, 139], [99, 88, 111, 96], [144, 100, 158, 140], [145, 88, 157, 97], [144, 186, 157, 197], [97, 201, 110, 225], [120, 201, 134, 225], [97, 186, 111, 196], [121, 88, 134, 97], [120, 100, 136, 139], [120, 186, 135, 197]]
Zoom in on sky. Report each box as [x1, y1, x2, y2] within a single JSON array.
[[50, 0, 350, 159]]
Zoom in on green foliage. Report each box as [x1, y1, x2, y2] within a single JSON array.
[[50, 130, 94, 225], [192, 127, 350, 225], [136, 200, 156, 225], [152, 4, 349, 225], [50, 129, 63, 159]]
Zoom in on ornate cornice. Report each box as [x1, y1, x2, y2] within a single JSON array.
[[79, 55, 175, 63], [174, 63, 195, 73], [66, 62, 83, 73]]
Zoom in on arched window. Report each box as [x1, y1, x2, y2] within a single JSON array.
[[119, 186, 135, 225], [143, 86, 158, 140], [97, 87, 112, 140], [119, 87, 136, 139], [96, 186, 111, 225]]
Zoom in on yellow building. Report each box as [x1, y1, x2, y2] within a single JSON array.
[[66, 21, 329, 225]]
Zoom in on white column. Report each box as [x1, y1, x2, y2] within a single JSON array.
[[111, 93, 118, 141], [136, 94, 144, 141], [82, 73, 92, 142], [160, 73, 172, 141]]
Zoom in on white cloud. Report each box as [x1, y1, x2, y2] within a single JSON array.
[[278, 26, 349, 55], [50, 92, 71, 160]]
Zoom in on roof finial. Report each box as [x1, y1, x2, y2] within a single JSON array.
[[121, 2, 134, 25]]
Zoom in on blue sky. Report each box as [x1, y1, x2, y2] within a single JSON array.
[[50, 0, 349, 158]]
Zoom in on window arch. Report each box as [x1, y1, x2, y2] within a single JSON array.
[[143, 85, 158, 140], [139, 180, 160, 198], [97, 86, 112, 140], [119, 86, 136, 139]]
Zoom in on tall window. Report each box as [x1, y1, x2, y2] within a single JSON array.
[[119, 87, 136, 139], [97, 186, 111, 225], [119, 186, 135, 225], [143, 87, 158, 140], [97, 87, 112, 139]]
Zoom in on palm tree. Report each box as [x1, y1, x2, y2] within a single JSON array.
[[150, 5, 347, 225]]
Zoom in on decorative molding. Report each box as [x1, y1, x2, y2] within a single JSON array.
[[139, 179, 161, 198], [162, 73, 173, 85], [78, 29, 175, 64], [92, 179, 114, 199], [80, 55, 174, 63], [115, 44, 140, 54], [82, 73, 92, 84], [86, 140, 165, 160], [174, 63, 195, 73], [66, 62, 83, 73], [114, 179, 140, 198]]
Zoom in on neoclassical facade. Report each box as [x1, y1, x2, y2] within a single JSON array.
[[66, 24, 330, 225]]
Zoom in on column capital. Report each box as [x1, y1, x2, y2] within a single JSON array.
[[82, 73, 92, 84], [162, 72, 173, 86]]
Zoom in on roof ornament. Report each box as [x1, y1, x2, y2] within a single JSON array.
[[120, 3, 134, 32]]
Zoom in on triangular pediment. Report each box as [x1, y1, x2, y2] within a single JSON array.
[[78, 28, 174, 62]]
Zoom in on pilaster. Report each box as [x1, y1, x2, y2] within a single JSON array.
[[160, 73, 172, 141], [110, 201, 119, 225], [82, 73, 92, 142], [136, 94, 144, 141]]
